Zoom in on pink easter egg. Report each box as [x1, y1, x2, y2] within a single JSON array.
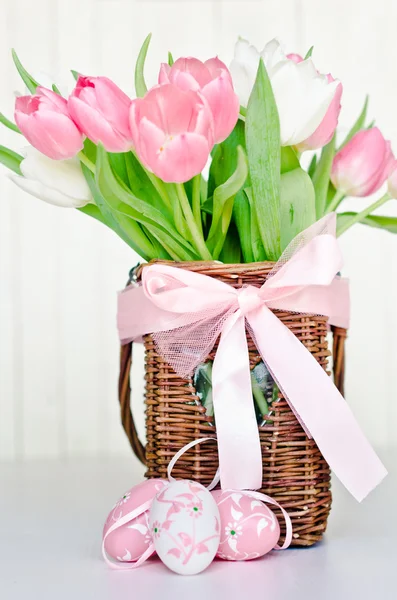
[[212, 489, 280, 561], [103, 479, 167, 562]]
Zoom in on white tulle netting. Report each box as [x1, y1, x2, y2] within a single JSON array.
[[148, 214, 337, 379]]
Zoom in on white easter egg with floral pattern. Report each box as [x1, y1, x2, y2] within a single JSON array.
[[149, 480, 220, 575], [212, 489, 280, 560]]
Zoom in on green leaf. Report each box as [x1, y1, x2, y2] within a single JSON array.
[[124, 152, 165, 211], [245, 187, 267, 261], [206, 145, 248, 259], [95, 145, 198, 260], [339, 95, 368, 149], [337, 212, 397, 235], [280, 168, 316, 251], [312, 134, 335, 218], [0, 112, 21, 134], [71, 70, 80, 81], [233, 190, 254, 262], [12, 49, 39, 94], [219, 222, 242, 264], [52, 83, 62, 95], [208, 119, 247, 198], [135, 33, 152, 97], [168, 51, 174, 66], [0, 145, 23, 175], [281, 146, 300, 174], [83, 138, 97, 164], [108, 152, 130, 187], [78, 203, 107, 225], [245, 58, 281, 260], [304, 46, 314, 59], [194, 362, 214, 418], [308, 153, 317, 178], [82, 164, 154, 260]]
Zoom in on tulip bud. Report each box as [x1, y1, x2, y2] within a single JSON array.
[[14, 87, 84, 160], [9, 146, 92, 208], [68, 76, 132, 153], [331, 128, 395, 197], [130, 84, 214, 183], [158, 57, 239, 144]]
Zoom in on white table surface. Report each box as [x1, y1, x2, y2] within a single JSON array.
[[0, 450, 395, 600]]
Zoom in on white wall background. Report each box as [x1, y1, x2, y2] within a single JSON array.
[[1, 0, 397, 461]]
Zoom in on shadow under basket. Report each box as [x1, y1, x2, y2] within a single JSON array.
[[119, 261, 347, 547]]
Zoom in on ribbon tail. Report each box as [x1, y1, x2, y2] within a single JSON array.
[[248, 306, 387, 502], [212, 312, 263, 490]]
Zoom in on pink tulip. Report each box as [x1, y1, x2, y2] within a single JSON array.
[[14, 87, 84, 160], [287, 53, 342, 151], [331, 128, 395, 197], [129, 84, 214, 183], [68, 76, 132, 152], [158, 57, 239, 143]]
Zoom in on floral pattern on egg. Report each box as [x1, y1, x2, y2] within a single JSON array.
[[212, 489, 280, 561], [103, 479, 167, 562], [149, 480, 221, 575]]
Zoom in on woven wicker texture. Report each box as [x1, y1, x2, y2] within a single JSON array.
[[119, 261, 347, 547]]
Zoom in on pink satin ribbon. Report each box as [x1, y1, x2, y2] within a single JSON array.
[[118, 214, 387, 501]]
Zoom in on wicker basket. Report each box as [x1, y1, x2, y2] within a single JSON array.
[[118, 261, 347, 547]]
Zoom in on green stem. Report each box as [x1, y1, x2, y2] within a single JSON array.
[[175, 183, 212, 260], [325, 189, 345, 214], [145, 171, 172, 210], [78, 152, 95, 173], [192, 174, 203, 235], [337, 192, 392, 236], [251, 372, 269, 416]]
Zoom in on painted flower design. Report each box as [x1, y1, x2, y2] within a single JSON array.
[[186, 501, 203, 518], [119, 491, 131, 504], [152, 521, 162, 539], [225, 523, 243, 539]]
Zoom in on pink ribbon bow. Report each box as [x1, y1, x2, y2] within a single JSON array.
[[118, 214, 387, 501]]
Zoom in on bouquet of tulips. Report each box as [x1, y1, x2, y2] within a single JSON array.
[[1, 35, 397, 264]]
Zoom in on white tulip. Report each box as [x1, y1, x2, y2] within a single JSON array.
[[230, 38, 340, 146], [9, 146, 93, 208]]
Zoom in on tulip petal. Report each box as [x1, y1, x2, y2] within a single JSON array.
[[298, 81, 342, 151], [205, 57, 232, 84], [260, 38, 287, 72], [171, 57, 212, 87], [36, 86, 70, 114], [201, 76, 239, 143], [270, 58, 339, 145], [136, 84, 209, 136], [20, 146, 92, 201], [68, 96, 130, 152], [229, 60, 254, 107], [138, 117, 209, 182], [158, 63, 171, 85], [92, 77, 131, 138], [9, 173, 88, 207], [169, 70, 201, 92]]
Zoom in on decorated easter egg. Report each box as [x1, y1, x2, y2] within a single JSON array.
[[103, 479, 167, 562], [212, 489, 280, 561], [149, 479, 221, 575]]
